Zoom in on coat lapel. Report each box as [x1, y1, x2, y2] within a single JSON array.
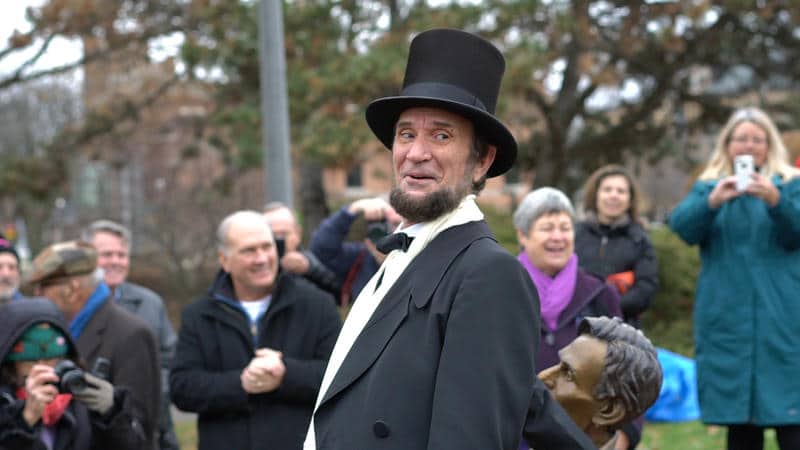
[[76, 298, 112, 361], [319, 221, 492, 405]]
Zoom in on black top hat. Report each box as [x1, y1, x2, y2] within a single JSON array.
[[365, 28, 517, 178]]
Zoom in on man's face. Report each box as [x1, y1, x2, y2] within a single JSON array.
[[389, 107, 495, 225], [538, 335, 608, 430], [0, 253, 20, 299], [263, 207, 302, 253], [91, 231, 129, 288], [219, 218, 278, 301]]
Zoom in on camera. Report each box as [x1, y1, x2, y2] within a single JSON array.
[[366, 220, 391, 244], [51, 360, 88, 394], [734, 154, 755, 191]]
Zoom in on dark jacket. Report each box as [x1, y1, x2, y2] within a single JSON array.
[[535, 268, 622, 371], [0, 298, 144, 450], [311, 220, 594, 450], [309, 207, 381, 302], [300, 249, 343, 297], [574, 219, 659, 324], [170, 270, 342, 450], [75, 295, 160, 450]]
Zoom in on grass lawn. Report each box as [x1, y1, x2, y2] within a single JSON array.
[[175, 419, 781, 449], [640, 421, 778, 450]]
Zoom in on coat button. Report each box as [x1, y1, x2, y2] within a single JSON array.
[[373, 420, 390, 438]]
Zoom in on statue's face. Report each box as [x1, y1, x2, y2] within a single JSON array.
[[538, 335, 608, 429]]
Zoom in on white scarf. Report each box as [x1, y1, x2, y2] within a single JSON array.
[[304, 195, 484, 449]]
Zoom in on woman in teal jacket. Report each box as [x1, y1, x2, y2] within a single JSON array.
[[669, 107, 800, 450]]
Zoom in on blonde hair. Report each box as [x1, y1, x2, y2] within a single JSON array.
[[699, 107, 800, 181]]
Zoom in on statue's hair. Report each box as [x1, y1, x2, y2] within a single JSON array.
[[578, 316, 662, 423]]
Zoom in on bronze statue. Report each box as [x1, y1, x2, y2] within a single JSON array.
[[539, 316, 663, 449]]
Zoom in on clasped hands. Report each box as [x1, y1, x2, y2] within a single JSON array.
[[241, 348, 285, 394]]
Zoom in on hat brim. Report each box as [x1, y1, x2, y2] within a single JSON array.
[[366, 96, 517, 178]]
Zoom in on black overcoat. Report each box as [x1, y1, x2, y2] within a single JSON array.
[[312, 220, 594, 450]]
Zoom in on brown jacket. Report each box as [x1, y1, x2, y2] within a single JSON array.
[[76, 297, 160, 450]]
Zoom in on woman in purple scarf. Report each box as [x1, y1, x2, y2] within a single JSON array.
[[513, 187, 623, 449], [512, 187, 622, 376]]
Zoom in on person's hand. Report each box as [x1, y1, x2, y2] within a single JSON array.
[[745, 172, 780, 207], [348, 198, 393, 222], [280, 251, 310, 274], [241, 348, 286, 394], [73, 373, 114, 415], [708, 176, 742, 209], [22, 364, 59, 426]]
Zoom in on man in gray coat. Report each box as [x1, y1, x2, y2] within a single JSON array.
[[83, 219, 180, 450]]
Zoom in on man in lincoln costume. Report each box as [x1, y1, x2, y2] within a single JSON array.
[[304, 28, 596, 450]]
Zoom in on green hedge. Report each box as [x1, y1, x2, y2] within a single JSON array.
[[642, 225, 700, 356]]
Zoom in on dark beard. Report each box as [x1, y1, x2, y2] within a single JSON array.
[[390, 185, 467, 224]]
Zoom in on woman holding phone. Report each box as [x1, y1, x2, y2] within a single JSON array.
[[669, 107, 800, 450]]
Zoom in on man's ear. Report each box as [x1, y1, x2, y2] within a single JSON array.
[[472, 144, 497, 181], [592, 398, 626, 428], [218, 251, 229, 273]]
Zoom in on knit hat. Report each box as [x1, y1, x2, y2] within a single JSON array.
[[0, 236, 19, 263], [5, 322, 68, 362]]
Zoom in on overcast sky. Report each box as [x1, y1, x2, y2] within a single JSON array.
[[0, 0, 83, 77]]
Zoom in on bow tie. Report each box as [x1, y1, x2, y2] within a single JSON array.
[[376, 232, 414, 254]]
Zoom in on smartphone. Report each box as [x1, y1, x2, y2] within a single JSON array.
[[734, 154, 754, 191]]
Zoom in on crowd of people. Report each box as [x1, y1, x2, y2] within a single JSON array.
[[1, 27, 798, 450]]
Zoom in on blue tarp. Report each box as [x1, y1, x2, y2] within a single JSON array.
[[645, 348, 701, 422]]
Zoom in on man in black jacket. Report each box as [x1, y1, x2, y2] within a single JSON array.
[[170, 210, 342, 450]]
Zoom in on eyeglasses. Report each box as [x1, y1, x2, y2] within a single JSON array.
[[730, 135, 767, 146]]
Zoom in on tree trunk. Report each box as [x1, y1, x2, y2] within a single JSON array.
[[297, 160, 329, 242]]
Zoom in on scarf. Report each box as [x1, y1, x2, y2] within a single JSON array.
[[16, 386, 72, 426], [70, 282, 110, 339], [517, 252, 578, 331]]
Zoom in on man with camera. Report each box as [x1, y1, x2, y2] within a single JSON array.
[[309, 197, 402, 306], [27, 240, 160, 450], [263, 202, 342, 297], [0, 297, 145, 449]]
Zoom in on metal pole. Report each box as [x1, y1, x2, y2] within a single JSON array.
[[258, 0, 293, 207]]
